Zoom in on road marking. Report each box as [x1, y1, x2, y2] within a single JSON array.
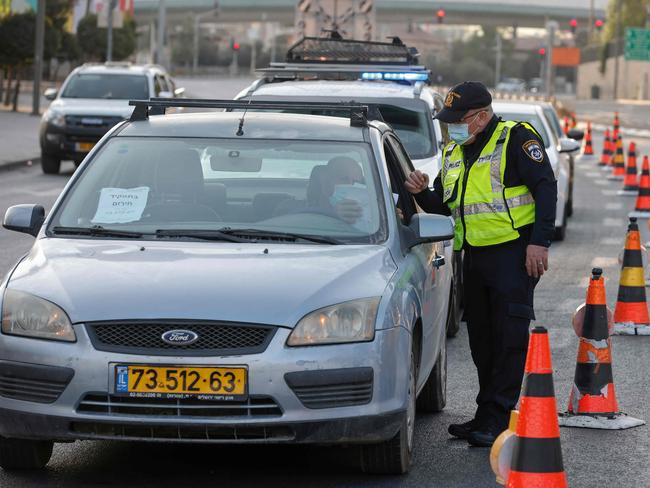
[[578, 277, 590, 288], [559, 298, 584, 313], [594, 179, 608, 186], [603, 217, 622, 226], [605, 202, 624, 210], [601, 189, 618, 196], [591, 256, 619, 267], [585, 171, 600, 178], [600, 236, 621, 245]]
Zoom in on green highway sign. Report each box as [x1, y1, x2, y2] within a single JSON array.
[[625, 27, 650, 61]]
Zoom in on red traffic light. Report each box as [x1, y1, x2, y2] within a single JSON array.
[[569, 19, 578, 28], [595, 19, 604, 29], [538, 47, 546, 56], [232, 42, 240, 51], [436, 8, 445, 23]]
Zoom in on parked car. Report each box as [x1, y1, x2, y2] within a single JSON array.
[[496, 78, 526, 93], [1, 99, 456, 475], [493, 102, 579, 240], [235, 35, 463, 337], [39, 62, 184, 175]]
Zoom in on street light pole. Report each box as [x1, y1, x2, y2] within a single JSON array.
[[156, 0, 167, 66], [106, 0, 117, 61], [494, 32, 502, 89], [613, 0, 622, 100], [32, 0, 46, 116]]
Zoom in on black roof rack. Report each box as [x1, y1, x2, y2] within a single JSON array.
[[128, 98, 370, 127], [286, 35, 418, 65]]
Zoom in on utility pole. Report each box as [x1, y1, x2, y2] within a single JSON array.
[[494, 32, 502, 89], [32, 0, 46, 116], [156, 0, 167, 67], [193, 13, 200, 74], [588, 0, 595, 43], [545, 20, 558, 98], [106, 0, 117, 62], [613, 0, 622, 100]]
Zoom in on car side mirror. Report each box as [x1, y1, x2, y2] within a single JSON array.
[[3, 205, 45, 237], [43, 88, 58, 101], [157, 90, 174, 99], [558, 137, 581, 153], [566, 128, 584, 141], [407, 214, 454, 248], [174, 87, 185, 97]]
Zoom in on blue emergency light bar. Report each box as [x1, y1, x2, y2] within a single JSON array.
[[361, 72, 429, 82]]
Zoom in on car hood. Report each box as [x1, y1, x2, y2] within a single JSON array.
[[6, 239, 397, 327], [48, 98, 134, 118]]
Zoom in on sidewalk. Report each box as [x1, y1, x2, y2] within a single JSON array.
[[0, 108, 41, 169]]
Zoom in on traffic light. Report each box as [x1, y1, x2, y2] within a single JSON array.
[[436, 9, 445, 24], [569, 18, 577, 35], [538, 47, 546, 58], [595, 19, 604, 32], [232, 41, 240, 51]]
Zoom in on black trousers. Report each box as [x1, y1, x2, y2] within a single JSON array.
[[463, 236, 539, 430]]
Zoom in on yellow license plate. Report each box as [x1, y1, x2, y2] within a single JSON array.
[[76, 142, 95, 152], [115, 365, 247, 400]]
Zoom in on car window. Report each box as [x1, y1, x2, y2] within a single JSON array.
[[154, 75, 169, 96], [543, 107, 563, 139], [61, 74, 149, 100], [50, 137, 387, 244], [495, 112, 550, 148], [383, 136, 417, 223]]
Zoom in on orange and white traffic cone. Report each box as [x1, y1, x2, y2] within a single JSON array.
[[613, 218, 650, 335], [609, 134, 626, 180], [506, 327, 567, 488], [598, 129, 612, 167], [560, 268, 645, 428], [580, 121, 595, 159], [563, 116, 570, 136], [630, 156, 650, 218], [618, 141, 639, 195]]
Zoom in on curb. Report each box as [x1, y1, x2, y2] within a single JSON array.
[[0, 158, 40, 172]]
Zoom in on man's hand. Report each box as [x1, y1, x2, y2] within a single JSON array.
[[526, 244, 549, 278], [335, 199, 363, 224], [405, 170, 430, 194]]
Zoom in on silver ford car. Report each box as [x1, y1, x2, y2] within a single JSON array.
[[0, 100, 455, 475]]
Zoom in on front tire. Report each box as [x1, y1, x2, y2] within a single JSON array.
[[40, 153, 61, 175], [0, 437, 53, 470], [554, 205, 568, 241], [360, 350, 416, 474], [416, 334, 447, 412], [445, 281, 460, 338]]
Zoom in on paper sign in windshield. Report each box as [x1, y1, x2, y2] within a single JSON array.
[[330, 183, 374, 233], [91, 187, 149, 224]]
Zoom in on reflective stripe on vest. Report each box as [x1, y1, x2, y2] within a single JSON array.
[[441, 121, 536, 250]]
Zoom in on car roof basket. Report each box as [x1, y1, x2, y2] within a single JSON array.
[[286, 34, 418, 65], [128, 98, 370, 127]]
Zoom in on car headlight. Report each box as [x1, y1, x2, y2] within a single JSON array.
[[1, 289, 75, 342], [44, 109, 65, 128], [287, 297, 379, 346]]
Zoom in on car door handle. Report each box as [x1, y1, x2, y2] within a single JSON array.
[[432, 254, 445, 268]]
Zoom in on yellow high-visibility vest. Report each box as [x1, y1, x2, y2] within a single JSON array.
[[441, 121, 536, 250]]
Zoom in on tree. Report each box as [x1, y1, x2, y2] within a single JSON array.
[[0, 12, 36, 109], [603, 0, 649, 43], [76, 14, 136, 61]]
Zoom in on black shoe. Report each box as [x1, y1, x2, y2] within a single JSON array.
[[466, 427, 501, 447], [448, 418, 480, 439]]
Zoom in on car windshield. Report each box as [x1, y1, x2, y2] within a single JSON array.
[[50, 137, 387, 244], [61, 74, 149, 100], [543, 107, 563, 139], [496, 113, 550, 148]]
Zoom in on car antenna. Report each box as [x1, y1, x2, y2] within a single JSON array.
[[236, 97, 254, 136]]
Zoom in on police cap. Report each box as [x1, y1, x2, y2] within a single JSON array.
[[435, 81, 492, 123]]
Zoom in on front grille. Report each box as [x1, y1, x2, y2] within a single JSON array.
[[76, 393, 282, 418], [70, 422, 294, 442], [86, 321, 276, 356], [285, 368, 373, 409], [65, 115, 123, 129], [0, 361, 74, 404]]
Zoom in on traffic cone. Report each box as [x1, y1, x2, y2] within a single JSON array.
[[562, 116, 569, 136], [559, 268, 645, 429], [490, 410, 519, 485], [506, 327, 567, 488], [614, 111, 620, 134], [613, 217, 650, 335], [630, 156, 650, 218], [598, 129, 611, 167], [580, 122, 594, 158], [618, 141, 639, 195], [609, 134, 626, 180]]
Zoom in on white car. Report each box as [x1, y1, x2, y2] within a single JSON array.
[[39, 62, 184, 174], [493, 102, 579, 241]]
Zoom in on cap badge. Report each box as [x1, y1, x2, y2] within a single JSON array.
[[444, 91, 461, 108]]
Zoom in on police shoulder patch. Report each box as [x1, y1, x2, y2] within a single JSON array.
[[523, 139, 544, 162]]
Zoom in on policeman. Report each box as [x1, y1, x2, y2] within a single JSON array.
[[405, 81, 557, 447]]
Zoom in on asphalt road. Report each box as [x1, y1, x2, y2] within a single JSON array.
[[1, 117, 650, 488]]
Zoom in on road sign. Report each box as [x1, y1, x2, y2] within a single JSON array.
[[625, 27, 650, 61]]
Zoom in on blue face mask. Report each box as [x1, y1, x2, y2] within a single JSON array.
[[448, 123, 471, 145]]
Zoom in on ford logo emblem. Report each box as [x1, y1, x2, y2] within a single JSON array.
[[161, 330, 199, 346]]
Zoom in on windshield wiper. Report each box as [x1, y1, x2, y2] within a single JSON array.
[[51, 225, 145, 238], [216, 228, 342, 245], [155, 229, 250, 243]]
